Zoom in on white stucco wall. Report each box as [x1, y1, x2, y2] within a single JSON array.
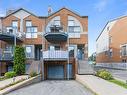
[[96, 20, 117, 54]]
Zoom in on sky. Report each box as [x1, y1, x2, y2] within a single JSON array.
[[0, 0, 127, 56]]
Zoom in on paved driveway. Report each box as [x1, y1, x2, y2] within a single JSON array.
[[7, 80, 94, 95]]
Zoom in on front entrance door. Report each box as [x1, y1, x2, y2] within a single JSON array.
[[35, 45, 42, 60]]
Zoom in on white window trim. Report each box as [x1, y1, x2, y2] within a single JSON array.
[[121, 44, 127, 56], [26, 21, 32, 27], [25, 45, 34, 58]]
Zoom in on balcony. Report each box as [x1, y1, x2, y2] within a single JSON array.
[[44, 25, 68, 43], [0, 27, 24, 43], [43, 50, 68, 60], [0, 49, 13, 62]]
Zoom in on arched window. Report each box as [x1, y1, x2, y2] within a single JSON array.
[[46, 16, 61, 33], [68, 16, 83, 33]]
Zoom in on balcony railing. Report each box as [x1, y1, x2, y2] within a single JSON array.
[[0, 49, 13, 61], [0, 27, 24, 39], [43, 50, 68, 60]]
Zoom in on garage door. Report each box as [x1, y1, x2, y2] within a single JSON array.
[[47, 65, 64, 79]]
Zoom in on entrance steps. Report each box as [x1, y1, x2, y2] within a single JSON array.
[[26, 60, 40, 74], [78, 60, 94, 75]]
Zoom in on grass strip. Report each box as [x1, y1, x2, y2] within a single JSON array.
[[108, 79, 127, 89]]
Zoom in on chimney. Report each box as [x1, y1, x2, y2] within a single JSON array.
[[48, 5, 52, 15], [6, 8, 15, 16]]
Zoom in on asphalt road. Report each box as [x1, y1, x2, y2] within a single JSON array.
[[107, 69, 127, 81], [7, 80, 95, 95]]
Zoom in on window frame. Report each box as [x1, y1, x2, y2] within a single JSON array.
[[12, 20, 18, 28], [26, 20, 32, 27], [121, 45, 127, 56], [25, 45, 34, 58]]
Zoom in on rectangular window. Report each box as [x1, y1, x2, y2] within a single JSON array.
[[109, 36, 112, 44], [54, 20, 60, 26], [68, 26, 80, 32], [26, 27, 37, 32], [25, 45, 34, 58], [26, 27, 37, 38], [12, 21, 18, 33], [109, 49, 113, 57], [121, 45, 126, 56], [68, 20, 74, 26], [12, 21, 18, 27], [49, 45, 60, 50], [26, 21, 32, 27], [6, 27, 13, 33]]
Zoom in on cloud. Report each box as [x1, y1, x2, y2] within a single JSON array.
[[94, 0, 108, 12]]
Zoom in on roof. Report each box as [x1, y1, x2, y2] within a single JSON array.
[[96, 15, 127, 41], [1, 7, 87, 19], [48, 7, 87, 18], [96, 22, 109, 41], [4, 8, 39, 18]]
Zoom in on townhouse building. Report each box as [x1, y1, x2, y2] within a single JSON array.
[[96, 16, 127, 64], [0, 8, 88, 79]]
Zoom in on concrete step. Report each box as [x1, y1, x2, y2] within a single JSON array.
[[26, 61, 40, 74]]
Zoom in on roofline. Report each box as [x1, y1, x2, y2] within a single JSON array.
[[96, 22, 109, 41], [81, 16, 88, 18], [109, 15, 127, 22], [96, 15, 127, 41], [3, 8, 38, 18], [47, 7, 87, 18], [1, 7, 87, 19]]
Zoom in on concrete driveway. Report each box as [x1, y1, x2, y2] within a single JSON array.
[[7, 80, 94, 95]]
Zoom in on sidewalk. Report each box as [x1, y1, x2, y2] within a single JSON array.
[[76, 75, 127, 95], [0, 75, 28, 89]]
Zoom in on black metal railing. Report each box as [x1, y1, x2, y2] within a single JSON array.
[[0, 26, 24, 39]]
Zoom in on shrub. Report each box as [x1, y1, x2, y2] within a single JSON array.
[[4, 71, 16, 78], [96, 69, 106, 76], [13, 46, 26, 75], [29, 71, 37, 77], [96, 69, 113, 80]]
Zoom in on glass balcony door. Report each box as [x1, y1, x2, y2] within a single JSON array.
[[49, 45, 60, 51]]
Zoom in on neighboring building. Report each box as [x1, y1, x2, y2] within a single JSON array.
[[0, 8, 88, 79], [96, 16, 127, 63]]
